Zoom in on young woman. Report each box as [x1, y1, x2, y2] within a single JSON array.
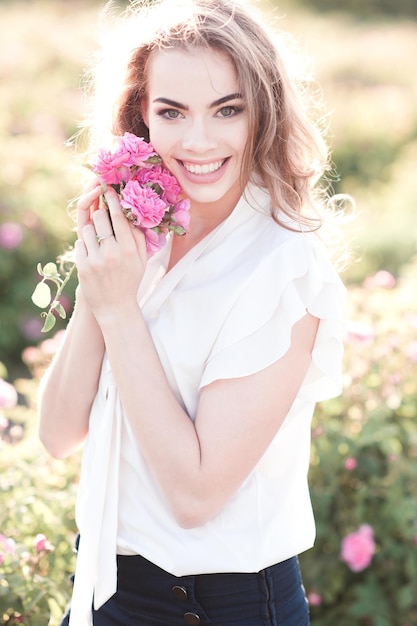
[[39, 1, 346, 624]]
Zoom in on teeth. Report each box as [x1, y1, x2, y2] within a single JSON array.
[[183, 160, 224, 174]]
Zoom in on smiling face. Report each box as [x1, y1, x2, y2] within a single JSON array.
[[142, 47, 249, 218]]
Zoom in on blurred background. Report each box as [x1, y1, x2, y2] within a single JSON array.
[[1, 1, 416, 624]]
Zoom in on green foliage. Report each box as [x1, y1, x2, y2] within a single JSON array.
[[0, 0, 95, 371], [300, 260, 417, 625], [0, 362, 80, 625], [31, 262, 76, 333]]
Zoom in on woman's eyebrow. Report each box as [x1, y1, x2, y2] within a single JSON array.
[[153, 97, 188, 110], [210, 93, 243, 107], [152, 93, 243, 110]]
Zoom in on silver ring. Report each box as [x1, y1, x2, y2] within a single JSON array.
[[96, 234, 114, 245]]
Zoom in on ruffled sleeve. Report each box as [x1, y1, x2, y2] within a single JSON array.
[[199, 233, 345, 402]]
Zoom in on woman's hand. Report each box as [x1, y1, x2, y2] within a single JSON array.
[[76, 179, 102, 239], [74, 184, 148, 322]]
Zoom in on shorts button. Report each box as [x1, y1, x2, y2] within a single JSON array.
[[184, 612, 200, 625], [171, 585, 188, 601]]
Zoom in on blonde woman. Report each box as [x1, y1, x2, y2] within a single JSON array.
[[39, 1, 345, 624]]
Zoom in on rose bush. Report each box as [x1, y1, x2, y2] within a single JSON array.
[[300, 260, 417, 626], [0, 346, 79, 626]]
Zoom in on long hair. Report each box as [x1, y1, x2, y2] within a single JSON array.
[[82, 0, 346, 235]]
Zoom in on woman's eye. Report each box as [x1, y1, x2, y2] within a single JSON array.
[[217, 105, 243, 118], [159, 109, 182, 120]]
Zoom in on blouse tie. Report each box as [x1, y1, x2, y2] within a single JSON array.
[[68, 382, 122, 626]]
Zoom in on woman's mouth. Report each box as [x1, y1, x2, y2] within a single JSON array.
[[181, 158, 227, 175]]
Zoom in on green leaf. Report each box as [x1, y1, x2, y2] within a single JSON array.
[[145, 154, 162, 165], [54, 302, 67, 320], [41, 311, 57, 333], [42, 262, 59, 276], [152, 182, 162, 196], [31, 282, 52, 309], [169, 225, 187, 236]]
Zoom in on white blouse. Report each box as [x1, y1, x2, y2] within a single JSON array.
[[68, 185, 345, 626]]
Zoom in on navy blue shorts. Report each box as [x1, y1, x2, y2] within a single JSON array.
[[61, 552, 309, 626]]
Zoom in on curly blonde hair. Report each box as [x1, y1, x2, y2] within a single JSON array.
[[83, 0, 338, 233]]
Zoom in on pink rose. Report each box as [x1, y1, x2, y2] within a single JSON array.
[[34, 533, 53, 553], [0, 378, 18, 409], [121, 180, 167, 228], [307, 592, 322, 606], [344, 457, 357, 471], [136, 166, 181, 204], [363, 270, 396, 289], [345, 320, 375, 344], [118, 132, 157, 166], [172, 199, 191, 231], [172, 209, 190, 232], [144, 228, 167, 256], [92, 134, 157, 184], [91, 147, 132, 185], [0, 533, 16, 565], [340, 524, 376, 572]]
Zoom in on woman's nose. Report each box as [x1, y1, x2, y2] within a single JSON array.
[[181, 118, 217, 152]]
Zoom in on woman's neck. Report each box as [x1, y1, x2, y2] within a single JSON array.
[[166, 185, 244, 271]]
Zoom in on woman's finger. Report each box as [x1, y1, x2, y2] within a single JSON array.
[[102, 187, 132, 243], [92, 207, 115, 241], [103, 188, 148, 263], [77, 184, 103, 238], [130, 223, 148, 260], [82, 223, 104, 252], [74, 237, 87, 266]]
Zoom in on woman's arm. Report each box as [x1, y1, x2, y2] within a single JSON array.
[[100, 307, 317, 528], [38, 183, 106, 458], [38, 293, 105, 458]]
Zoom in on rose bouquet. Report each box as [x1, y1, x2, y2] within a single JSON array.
[[89, 132, 190, 254], [32, 132, 190, 332]]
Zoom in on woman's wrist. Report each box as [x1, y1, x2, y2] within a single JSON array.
[[92, 297, 143, 334]]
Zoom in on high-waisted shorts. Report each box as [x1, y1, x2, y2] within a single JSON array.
[[61, 552, 310, 626]]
